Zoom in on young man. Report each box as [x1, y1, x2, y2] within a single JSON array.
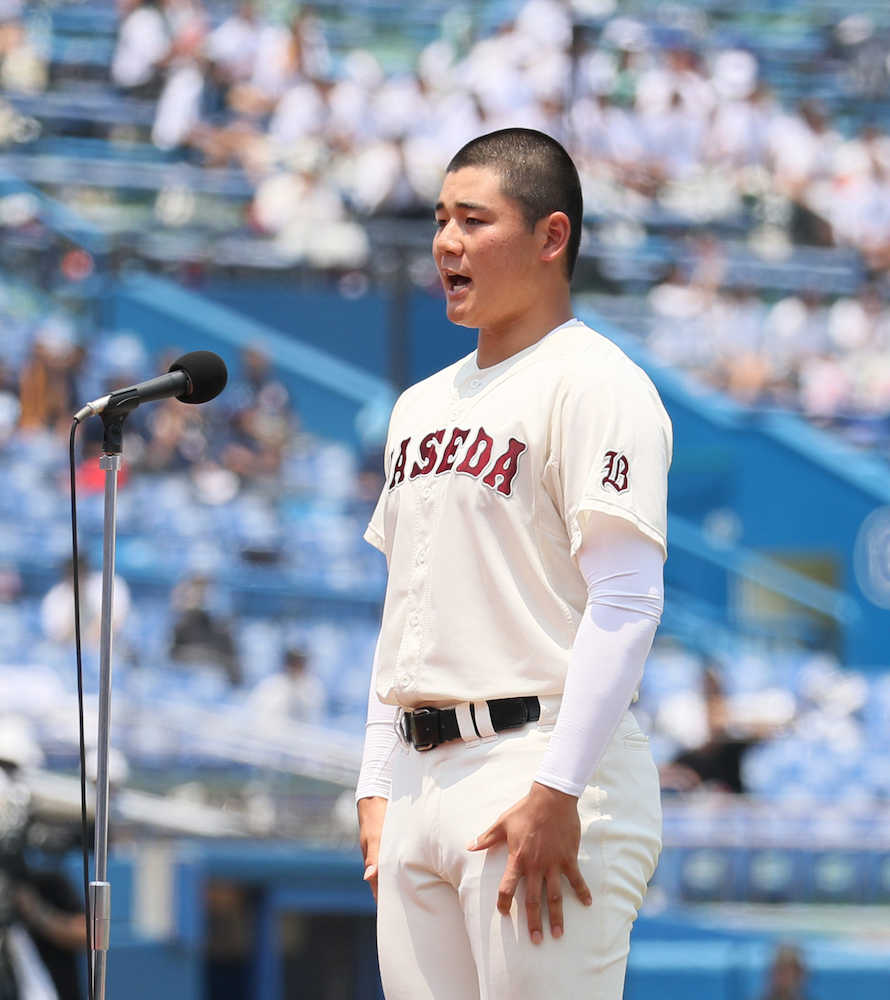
[[356, 128, 671, 999]]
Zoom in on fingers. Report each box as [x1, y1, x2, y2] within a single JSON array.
[[363, 863, 379, 904], [361, 835, 380, 905], [467, 820, 505, 852], [496, 858, 521, 917], [500, 864, 593, 943], [565, 861, 592, 908], [544, 869, 563, 940], [523, 872, 544, 945]]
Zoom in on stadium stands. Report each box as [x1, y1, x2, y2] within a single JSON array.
[[1, 0, 889, 930], [6, 0, 888, 454]]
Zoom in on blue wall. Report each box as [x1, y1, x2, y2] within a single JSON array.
[[105, 276, 395, 451], [202, 282, 477, 389]]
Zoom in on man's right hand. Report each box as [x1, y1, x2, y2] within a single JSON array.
[[357, 796, 388, 903]]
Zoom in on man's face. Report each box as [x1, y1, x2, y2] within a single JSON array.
[[433, 166, 542, 333]]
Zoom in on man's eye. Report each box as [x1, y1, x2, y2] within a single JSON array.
[[465, 217, 482, 225], [434, 218, 447, 229]]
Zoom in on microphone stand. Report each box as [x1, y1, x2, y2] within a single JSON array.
[[90, 408, 128, 1000]]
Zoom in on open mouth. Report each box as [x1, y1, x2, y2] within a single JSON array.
[[446, 274, 472, 293]]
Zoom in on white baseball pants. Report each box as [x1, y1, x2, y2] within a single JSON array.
[[376, 703, 662, 1000]]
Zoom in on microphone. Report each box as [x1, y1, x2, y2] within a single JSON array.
[[74, 350, 228, 422]]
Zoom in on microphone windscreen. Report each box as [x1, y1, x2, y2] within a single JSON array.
[[169, 351, 228, 404]]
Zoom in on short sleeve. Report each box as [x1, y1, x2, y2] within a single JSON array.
[[363, 395, 401, 555], [364, 487, 387, 554], [555, 365, 672, 561]]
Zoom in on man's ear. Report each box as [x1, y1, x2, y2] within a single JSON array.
[[538, 211, 571, 266]]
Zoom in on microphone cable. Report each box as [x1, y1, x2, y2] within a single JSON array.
[[68, 418, 95, 1000]]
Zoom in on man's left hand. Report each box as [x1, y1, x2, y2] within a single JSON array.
[[467, 781, 592, 943]]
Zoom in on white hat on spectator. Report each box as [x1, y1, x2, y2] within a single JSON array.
[[600, 17, 650, 52], [0, 191, 39, 227], [711, 49, 758, 101], [516, 0, 573, 50], [835, 14, 874, 46]]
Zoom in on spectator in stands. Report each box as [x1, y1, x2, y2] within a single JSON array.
[[40, 554, 131, 649], [150, 21, 207, 152], [141, 394, 209, 473], [111, 0, 171, 96], [18, 322, 84, 437], [206, 6, 330, 134], [658, 664, 789, 795], [205, 2, 259, 88], [758, 943, 813, 1000], [220, 347, 295, 479], [0, 3, 47, 94], [169, 573, 240, 685], [247, 644, 325, 723]]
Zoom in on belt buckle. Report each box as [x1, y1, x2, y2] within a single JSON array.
[[408, 707, 438, 751]]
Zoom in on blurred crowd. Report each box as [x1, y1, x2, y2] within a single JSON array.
[[104, 0, 890, 259], [2, 0, 890, 433], [645, 264, 890, 426], [0, 283, 383, 734], [100, 0, 890, 428]]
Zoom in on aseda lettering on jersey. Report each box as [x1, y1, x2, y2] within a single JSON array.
[[389, 426, 527, 496]]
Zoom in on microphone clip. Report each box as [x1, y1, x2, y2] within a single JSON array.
[[100, 407, 129, 456]]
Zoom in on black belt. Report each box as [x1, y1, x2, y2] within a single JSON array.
[[401, 696, 541, 751]]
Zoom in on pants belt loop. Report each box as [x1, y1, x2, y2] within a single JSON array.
[[536, 695, 562, 728], [394, 708, 409, 747], [471, 701, 498, 741], [454, 702, 479, 743]]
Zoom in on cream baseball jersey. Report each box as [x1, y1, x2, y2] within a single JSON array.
[[365, 318, 672, 709]]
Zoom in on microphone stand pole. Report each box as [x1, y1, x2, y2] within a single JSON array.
[[91, 409, 128, 1000]]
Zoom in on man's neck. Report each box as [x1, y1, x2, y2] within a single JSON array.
[[475, 294, 574, 369]]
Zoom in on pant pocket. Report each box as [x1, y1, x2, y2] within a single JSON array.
[[623, 731, 650, 750]]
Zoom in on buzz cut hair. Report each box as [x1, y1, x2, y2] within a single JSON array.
[[446, 128, 583, 280]]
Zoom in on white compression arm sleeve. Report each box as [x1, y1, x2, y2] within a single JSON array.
[[355, 636, 400, 802], [534, 513, 664, 798]]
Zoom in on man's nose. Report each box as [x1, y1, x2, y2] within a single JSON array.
[[436, 220, 462, 257]]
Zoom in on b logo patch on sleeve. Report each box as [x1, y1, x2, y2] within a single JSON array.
[[602, 450, 629, 493]]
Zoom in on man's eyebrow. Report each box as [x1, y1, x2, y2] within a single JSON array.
[[434, 200, 490, 213]]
